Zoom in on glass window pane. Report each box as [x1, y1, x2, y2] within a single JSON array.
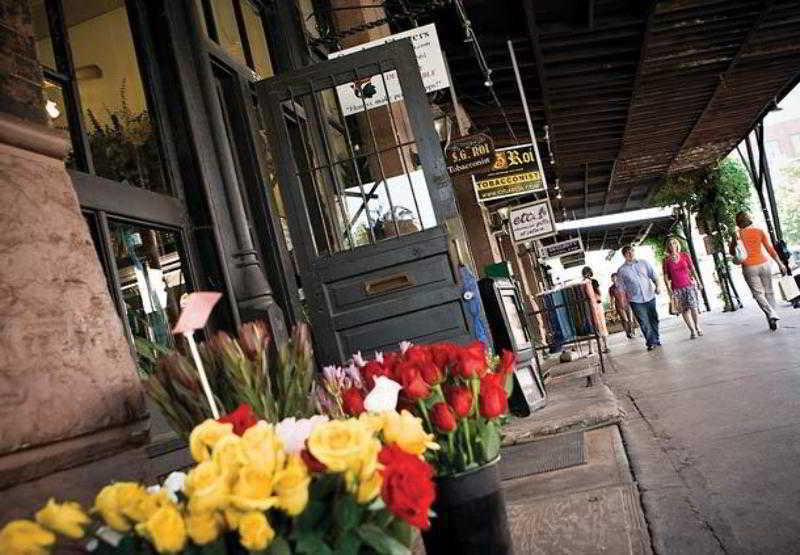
[[64, 1, 170, 193], [31, 0, 56, 70], [109, 222, 188, 357], [241, 0, 273, 79], [209, 0, 248, 67]]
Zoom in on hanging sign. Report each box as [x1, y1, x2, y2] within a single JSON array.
[[328, 24, 449, 116], [509, 199, 557, 243], [446, 133, 495, 176], [472, 144, 545, 202], [541, 237, 584, 259], [561, 253, 586, 270]]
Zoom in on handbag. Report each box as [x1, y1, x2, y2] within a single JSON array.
[[778, 273, 800, 302], [668, 293, 679, 315], [732, 231, 747, 265]]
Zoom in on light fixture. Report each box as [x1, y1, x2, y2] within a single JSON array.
[[556, 192, 562, 200], [45, 100, 60, 119], [431, 106, 451, 144]]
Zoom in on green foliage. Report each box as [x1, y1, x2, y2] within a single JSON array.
[[779, 163, 800, 246], [143, 321, 316, 438], [654, 158, 752, 244]]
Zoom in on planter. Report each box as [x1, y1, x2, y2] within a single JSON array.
[[421, 457, 513, 554]]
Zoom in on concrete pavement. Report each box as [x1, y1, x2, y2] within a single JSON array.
[[606, 304, 800, 554]]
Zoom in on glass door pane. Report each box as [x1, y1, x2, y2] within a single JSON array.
[[108, 221, 188, 371]]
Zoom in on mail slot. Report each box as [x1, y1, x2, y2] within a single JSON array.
[[364, 272, 415, 296]]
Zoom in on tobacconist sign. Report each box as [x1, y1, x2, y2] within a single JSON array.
[[472, 144, 545, 202], [509, 199, 557, 244], [540, 237, 584, 259], [445, 133, 495, 176]]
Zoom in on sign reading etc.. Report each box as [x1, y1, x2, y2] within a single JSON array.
[[509, 199, 557, 244]]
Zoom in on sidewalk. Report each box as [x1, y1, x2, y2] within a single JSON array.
[[605, 304, 800, 554]]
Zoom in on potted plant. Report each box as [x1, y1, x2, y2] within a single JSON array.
[[0, 410, 438, 554], [315, 340, 515, 554]]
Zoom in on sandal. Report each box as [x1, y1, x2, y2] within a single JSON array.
[[697, 328, 704, 337], [690, 331, 697, 340]]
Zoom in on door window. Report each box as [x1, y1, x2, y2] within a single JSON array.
[[282, 65, 437, 256]]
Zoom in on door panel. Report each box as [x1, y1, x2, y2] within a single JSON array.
[[257, 39, 467, 364]]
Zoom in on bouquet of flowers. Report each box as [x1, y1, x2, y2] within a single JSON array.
[[314, 340, 515, 475], [144, 321, 316, 438], [0, 408, 437, 554]]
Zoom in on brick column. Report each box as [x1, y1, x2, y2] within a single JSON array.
[[0, 0, 148, 518]]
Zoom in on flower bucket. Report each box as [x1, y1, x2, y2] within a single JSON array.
[[421, 457, 513, 554]]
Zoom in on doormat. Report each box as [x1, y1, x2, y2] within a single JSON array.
[[498, 431, 586, 481]]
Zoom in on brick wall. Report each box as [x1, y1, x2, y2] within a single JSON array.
[[0, 0, 46, 124]]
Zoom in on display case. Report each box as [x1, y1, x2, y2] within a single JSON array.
[[478, 277, 547, 415]]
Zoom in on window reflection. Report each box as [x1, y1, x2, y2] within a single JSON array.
[[55, 1, 169, 193], [31, 1, 56, 70], [241, 0, 273, 78], [109, 222, 187, 359]]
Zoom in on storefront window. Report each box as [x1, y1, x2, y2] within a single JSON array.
[[31, 1, 56, 70], [197, 0, 275, 79], [109, 222, 188, 359], [61, 1, 169, 193], [42, 79, 70, 134]]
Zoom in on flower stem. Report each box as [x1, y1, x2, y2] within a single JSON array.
[[417, 399, 433, 433], [447, 430, 455, 464], [470, 378, 480, 417], [462, 419, 474, 465]]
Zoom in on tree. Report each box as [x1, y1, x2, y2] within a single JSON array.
[[779, 163, 800, 246]]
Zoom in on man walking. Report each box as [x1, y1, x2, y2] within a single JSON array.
[[617, 245, 661, 351]]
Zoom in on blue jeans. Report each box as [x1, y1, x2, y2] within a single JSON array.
[[630, 299, 660, 347]]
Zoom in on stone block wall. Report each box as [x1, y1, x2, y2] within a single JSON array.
[[0, 0, 46, 124]]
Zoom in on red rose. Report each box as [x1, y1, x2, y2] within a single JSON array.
[[341, 387, 365, 416], [444, 385, 473, 418], [431, 402, 457, 432], [498, 350, 516, 374], [379, 444, 436, 530], [217, 404, 259, 436], [481, 372, 505, 390], [300, 446, 327, 472], [455, 341, 487, 378], [396, 362, 431, 400], [382, 352, 401, 373], [419, 362, 443, 386], [360, 360, 391, 390], [404, 345, 433, 365], [479, 382, 508, 419], [430, 342, 458, 369]]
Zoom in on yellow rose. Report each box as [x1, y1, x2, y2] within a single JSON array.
[[240, 421, 285, 476], [35, 498, 90, 539], [185, 511, 223, 545], [126, 490, 172, 524], [212, 435, 247, 477], [382, 410, 437, 456], [358, 412, 386, 435], [0, 520, 55, 555], [357, 471, 383, 504], [274, 455, 310, 516], [223, 508, 245, 529], [307, 419, 372, 472], [186, 467, 231, 514], [135, 505, 187, 554], [92, 483, 138, 531], [229, 465, 277, 512], [185, 461, 220, 496], [190, 419, 234, 463], [238, 511, 275, 551]]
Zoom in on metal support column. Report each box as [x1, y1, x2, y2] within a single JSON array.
[[681, 210, 711, 312], [744, 134, 778, 246], [755, 120, 784, 243]]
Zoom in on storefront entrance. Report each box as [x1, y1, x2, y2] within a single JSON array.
[[257, 40, 472, 364]]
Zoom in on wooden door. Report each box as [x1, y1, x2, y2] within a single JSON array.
[[257, 39, 472, 364]]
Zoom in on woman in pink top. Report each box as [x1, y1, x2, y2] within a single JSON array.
[[662, 237, 704, 339]]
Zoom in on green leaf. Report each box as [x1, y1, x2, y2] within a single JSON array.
[[478, 419, 501, 462], [387, 520, 414, 548], [367, 497, 386, 512], [295, 534, 333, 555], [294, 500, 326, 534], [333, 494, 363, 532], [333, 532, 362, 555], [372, 508, 394, 529], [200, 537, 228, 555], [266, 536, 292, 555], [356, 524, 411, 555]]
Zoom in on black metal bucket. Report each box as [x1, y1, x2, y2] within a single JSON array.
[[421, 458, 513, 554]]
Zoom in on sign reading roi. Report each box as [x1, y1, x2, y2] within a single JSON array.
[[473, 144, 545, 202]]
